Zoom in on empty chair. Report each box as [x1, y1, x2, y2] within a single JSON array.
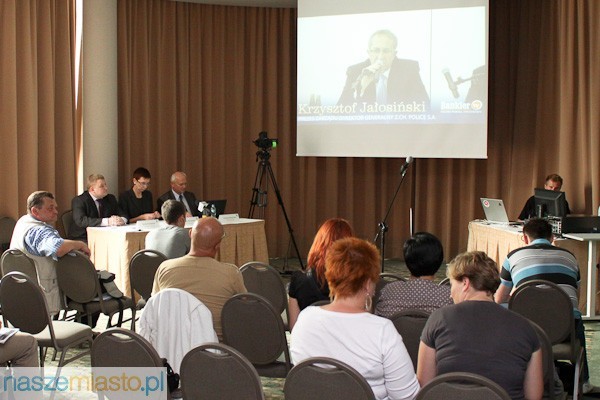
[[92, 328, 170, 400], [1, 248, 38, 280], [129, 249, 167, 309], [389, 309, 430, 369], [508, 279, 583, 399], [0, 272, 93, 368], [221, 293, 291, 377], [60, 209, 73, 239], [139, 288, 218, 374], [0, 216, 16, 254], [240, 261, 289, 325], [180, 343, 265, 400], [56, 250, 135, 329], [284, 357, 375, 400], [416, 372, 511, 400]]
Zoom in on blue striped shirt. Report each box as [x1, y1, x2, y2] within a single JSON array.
[[24, 224, 64, 261]]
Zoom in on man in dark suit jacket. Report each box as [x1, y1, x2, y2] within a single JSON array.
[[69, 174, 125, 241], [156, 171, 200, 217], [337, 29, 430, 109]]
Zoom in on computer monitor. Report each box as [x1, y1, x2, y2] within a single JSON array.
[[534, 188, 567, 217]]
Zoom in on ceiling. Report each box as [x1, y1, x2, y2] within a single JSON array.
[[170, 0, 297, 8]]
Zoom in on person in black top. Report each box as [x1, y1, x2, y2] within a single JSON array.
[[518, 173, 571, 220], [119, 167, 160, 223], [287, 218, 354, 330]]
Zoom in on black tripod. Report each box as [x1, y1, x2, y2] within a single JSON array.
[[248, 148, 304, 271]]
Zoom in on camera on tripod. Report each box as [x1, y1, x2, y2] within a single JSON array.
[[253, 131, 278, 150]]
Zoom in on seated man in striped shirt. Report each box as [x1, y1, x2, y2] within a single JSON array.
[[495, 218, 594, 393]]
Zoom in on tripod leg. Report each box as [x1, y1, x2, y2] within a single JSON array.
[[248, 162, 268, 219], [265, 163, 305, 270]]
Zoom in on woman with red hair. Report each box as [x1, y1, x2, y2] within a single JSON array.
[[287, 218, 354, 330], [291, 237, 420, 400]]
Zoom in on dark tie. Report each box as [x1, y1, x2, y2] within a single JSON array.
[[96, 199, 105, 218], [179, 194, 189, 213]]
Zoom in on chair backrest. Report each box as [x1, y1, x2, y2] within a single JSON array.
[[239, 262, 287, 316], [528, 321, 557, 400], [92, 327, 164, 368], [221, 293, 290, 369], [416, 372, 511, 400], [61, 210, 73, 238], [0, 216, 16, 253], [389, 309, 430, 369], [56, 250, 101, 303], [92, 328, 169, 400], [0, 272, 53, 335], [374, 273, 407, 306], [0, 248, 38, 280], [284, 357, 375, 400], [129, 249, 167, 301], [139, 288, 218, 374], [508, 279, 573, 345], [180, 343, 265, 400], [438, 277, 450, 286]]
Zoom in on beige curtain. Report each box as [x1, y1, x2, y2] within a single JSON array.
[[117, 0, 600, 260], [0, 0, 78, 219]]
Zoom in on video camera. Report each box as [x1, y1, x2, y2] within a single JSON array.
[[253, 131, 278, 150]]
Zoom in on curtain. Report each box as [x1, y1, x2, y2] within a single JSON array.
[[0, 0, 78, 219], [118, 0, 600, 260]]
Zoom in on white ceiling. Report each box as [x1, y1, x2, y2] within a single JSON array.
[[169, 0, 297, 8]]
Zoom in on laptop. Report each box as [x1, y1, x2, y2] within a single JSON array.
[[480, 198, 521, 225], [203, 199, 227, 217]]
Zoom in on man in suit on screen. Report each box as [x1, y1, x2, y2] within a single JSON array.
[[337, 29, 430, 109]]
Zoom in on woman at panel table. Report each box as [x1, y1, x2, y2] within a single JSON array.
[[291, 237, 420, 400], [119, 167, 161, 223], [417, 251, 543, 400], [287, 218, 354, 330]]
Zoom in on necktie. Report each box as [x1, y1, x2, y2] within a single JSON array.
[[96, 199, 105, 218], [179, 195, 189, 213], [376, 74, 387, 104]]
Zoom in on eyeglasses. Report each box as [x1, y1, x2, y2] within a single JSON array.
[[135, 179, 150, 187]]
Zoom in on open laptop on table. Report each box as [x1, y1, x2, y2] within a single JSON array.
[[203, 199, 227, 217], [480, 198, 522, 225]]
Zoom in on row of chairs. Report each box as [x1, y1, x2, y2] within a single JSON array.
[[93, 326, 512, 400]]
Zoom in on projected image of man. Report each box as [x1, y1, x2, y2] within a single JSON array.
[[337, 30, 430, 109]]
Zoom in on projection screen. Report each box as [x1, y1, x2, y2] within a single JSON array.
[[296, 0, 489, 158]]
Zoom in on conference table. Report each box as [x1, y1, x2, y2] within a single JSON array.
[[87, 218, 269, 297], [467, 220, 600, 319]]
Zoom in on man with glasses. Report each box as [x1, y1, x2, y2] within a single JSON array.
[[152, 217, 246, 340], [156, 171, 200, 217], [119, 167, 161, 223], [337, 29, 430, 108]]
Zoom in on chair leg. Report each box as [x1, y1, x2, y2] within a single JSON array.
[[130, 307, 136, 332]]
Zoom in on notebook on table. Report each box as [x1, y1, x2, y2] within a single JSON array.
[[480, 198, 521, 225]]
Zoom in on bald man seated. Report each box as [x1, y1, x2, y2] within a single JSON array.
[[152, 217, 246, 340], [156, 171, 200, 217]]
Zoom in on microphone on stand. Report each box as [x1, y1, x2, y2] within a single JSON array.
[[442, 69, 460, 98], [400, 156, 413, 177]]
